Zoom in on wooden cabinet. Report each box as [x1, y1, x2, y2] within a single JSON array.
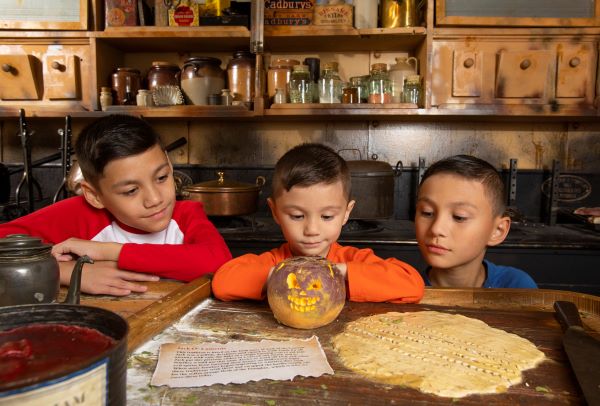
[[0, 36, 92, 113], [431, 34, 598, 113]]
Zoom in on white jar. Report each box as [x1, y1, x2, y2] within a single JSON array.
[[136, 89, 154, 107], [353, 0, 378, 29]]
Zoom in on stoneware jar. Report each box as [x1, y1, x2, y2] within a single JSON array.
[[0, 234, 59, 306], [227, 50, 256, 103], [267, 58, 299, 104], [111, 67, 141, 105], [180, 57, 225, 105], [147, 61, 181, 92]]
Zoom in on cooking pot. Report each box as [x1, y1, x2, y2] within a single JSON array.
[[182, 171, 266, 216], [341, 150, 402, 219], [0, 234, 60, 307], [0, 255, 127, 405]]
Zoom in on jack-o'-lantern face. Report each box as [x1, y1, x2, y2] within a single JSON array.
[[267, 256, 346, 329]]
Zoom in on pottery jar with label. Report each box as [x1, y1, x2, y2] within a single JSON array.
[[180, 57, 225, 105], [267, 58, 299, 104], [227, 51, 256, 103], [147, 61, 181, 92], [111, 67, 141, 105]]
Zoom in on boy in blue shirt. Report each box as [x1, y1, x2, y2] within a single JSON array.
[[415, 155, 536, 288]]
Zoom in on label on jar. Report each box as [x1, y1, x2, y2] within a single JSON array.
[[0, 359, 108, 406], [169, 4, 200, 26]]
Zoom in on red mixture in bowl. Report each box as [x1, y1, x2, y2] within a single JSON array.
[[0, 323, 116, 388]]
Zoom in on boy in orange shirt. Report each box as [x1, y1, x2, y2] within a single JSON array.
[[212, 143, 424, 303]]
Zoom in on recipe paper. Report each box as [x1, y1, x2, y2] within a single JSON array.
[[150, 336, 333, 387]]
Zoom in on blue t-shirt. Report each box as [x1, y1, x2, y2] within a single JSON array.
[[421, 260, 537, 288]]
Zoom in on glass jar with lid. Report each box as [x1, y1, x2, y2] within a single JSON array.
[[147, 61, 181, 92], [227, 51, 256, 103], [180, 57, 225, 105], [318, 61, 343, 103], [402, 74, 422, 106], [288, 64, 313, 104], [267, 58, 299, 104], [367, 63, 392, 104]]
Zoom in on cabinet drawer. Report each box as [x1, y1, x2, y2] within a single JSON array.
[[495, 50, 553, 99], [556, 44, 596, 101], [0, 41, 91, 109], [0, 54, 42, 100]]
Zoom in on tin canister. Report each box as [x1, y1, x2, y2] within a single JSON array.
[[381, 0, 418, 28]]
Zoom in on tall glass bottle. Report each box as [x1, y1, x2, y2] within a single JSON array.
[[318, 62, 343, 103], [288, 64, 313, 104], [368, 63, 392, 104]]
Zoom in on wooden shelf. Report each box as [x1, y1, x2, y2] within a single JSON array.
[[266, 102, 420, 117], [93, 26, 250, 52], [264, 26, 427, 52], [104, 104, 256, 118]]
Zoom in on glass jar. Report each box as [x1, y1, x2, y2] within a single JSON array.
[[180, 57, 225, 105], [227, 51, 256, 103], [350, 76, 369, 103], [318, 62, 343, 103], [147, 61, 181, 92], [273, 88, 286, 104], [368, 63, 392, 104], [288, 64, 313, 104], [342, 85, 358, 104], [111, 67, 141, 105], [303, 57, 320, 102], [402, 74, 422, 106], [267, 58, 299, 104]]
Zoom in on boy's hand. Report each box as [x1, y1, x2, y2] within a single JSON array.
[[59, 260, 159, 296], [52, 238, 123, 262]]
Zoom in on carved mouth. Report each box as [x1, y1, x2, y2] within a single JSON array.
[[287, 295, 320, 312]]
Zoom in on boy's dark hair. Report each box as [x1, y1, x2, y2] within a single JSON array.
[[272, 143, 351, 200], [420, 155, 506, 216], [75, 114, 163, 186]]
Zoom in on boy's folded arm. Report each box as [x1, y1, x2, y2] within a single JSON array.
[[52, 238, 122, 262], [345, 258, 425, 303], [116, 240, 232, 282], [212, 252, 280, 301]]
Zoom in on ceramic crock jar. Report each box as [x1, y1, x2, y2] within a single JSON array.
[[147, 61, 181, 92], [180, 57, 225, 105], [111, 67, 141, 105], [227, 51, 256, 104], [181, 171, 266, 216], [267, 58, 299, 104], [0, 234, 59, 306]]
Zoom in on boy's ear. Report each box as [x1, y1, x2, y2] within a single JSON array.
[[487, 215, 511, 247], [267, 197, 280, 225], [80, 180, 106, 209], [342, 200, 356, 225]]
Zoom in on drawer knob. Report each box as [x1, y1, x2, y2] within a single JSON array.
[[51, 61, 65, 71], [520, 59, 531, 70], [1, 63, 13, 73], [569, 57, 581, 68], [463, 58, 474, 68]]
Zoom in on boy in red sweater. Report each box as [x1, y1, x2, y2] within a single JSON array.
[[0, 115, 231, 296], [212, 143, 424, 303]]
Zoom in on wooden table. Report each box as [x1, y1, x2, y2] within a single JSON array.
[[78, 283, 600, 406]]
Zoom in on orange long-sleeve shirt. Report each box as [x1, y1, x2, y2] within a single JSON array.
[[212, 242, 424, 303]]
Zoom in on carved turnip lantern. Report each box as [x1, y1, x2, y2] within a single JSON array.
[[267, 256, 346, 329]]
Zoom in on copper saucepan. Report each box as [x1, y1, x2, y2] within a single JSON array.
[[182, 171, 266, 216]]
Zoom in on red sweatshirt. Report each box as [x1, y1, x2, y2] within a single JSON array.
[[0, 196, 231, 281], [212, 242, 424, 303]]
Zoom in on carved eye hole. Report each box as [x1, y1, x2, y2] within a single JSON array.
[[287, 273, 301, 289], [307, 279, 322, 291]]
